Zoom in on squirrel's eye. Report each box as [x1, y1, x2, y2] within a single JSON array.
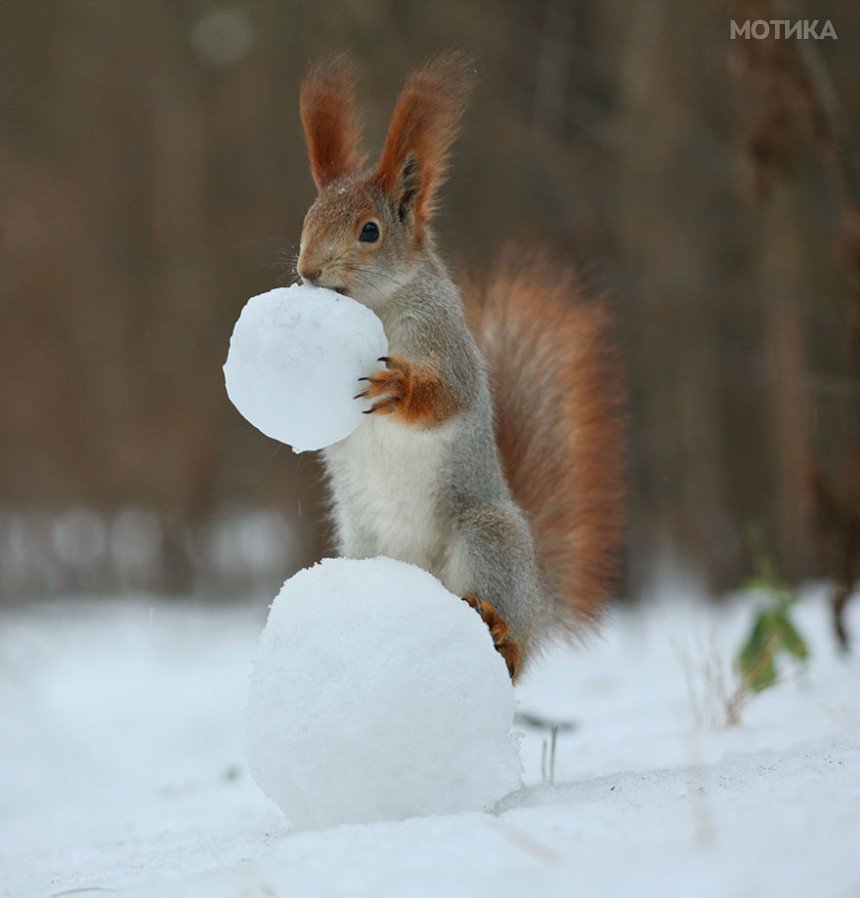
[[359, 221, 380, 243]]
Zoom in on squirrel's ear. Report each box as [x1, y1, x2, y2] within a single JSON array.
[[300, 54, 366, 189], [375, 51, 475, 242]]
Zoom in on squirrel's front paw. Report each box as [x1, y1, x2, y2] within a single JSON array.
[[354, 355, 413, 416], [461, 593, 523, 681]]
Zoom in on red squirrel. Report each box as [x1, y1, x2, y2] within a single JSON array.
[[295, 52, 624, 679]]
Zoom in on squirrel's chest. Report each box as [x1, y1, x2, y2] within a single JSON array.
[[323, 417, 452, 564]]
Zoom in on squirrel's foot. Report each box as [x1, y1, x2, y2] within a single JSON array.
[[461, 593, 522, 681], [355, 355, 413, 416]]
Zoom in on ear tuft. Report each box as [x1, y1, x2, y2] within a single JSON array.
[[375, 51, 475, 242], [300, 54, 366, 188]]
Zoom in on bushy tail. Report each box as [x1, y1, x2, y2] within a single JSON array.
[[464, 250, 625, 634]]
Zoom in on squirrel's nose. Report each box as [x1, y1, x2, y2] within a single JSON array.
[[298, 265, 322, 286]]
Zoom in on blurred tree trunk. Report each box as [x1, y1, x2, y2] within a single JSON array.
[[760, 192, 811, 577], [617, 0, 732, 590]]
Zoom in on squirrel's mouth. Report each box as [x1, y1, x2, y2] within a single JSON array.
[[298, 275, 349, 297]]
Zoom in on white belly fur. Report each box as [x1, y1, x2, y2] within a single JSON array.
[[324, 416, 455, 571]]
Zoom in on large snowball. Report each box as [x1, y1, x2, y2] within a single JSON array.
[[245, 556, 522, 829], [223, 285, 388, 452]]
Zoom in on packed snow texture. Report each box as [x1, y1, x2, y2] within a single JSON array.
[[223, 285, 388, 452], [3, 586, 859, 897], [246, 556, 522, 828]]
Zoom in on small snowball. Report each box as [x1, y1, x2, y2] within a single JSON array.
[[245, 557, 522, 829], [223, 285, 388, 452]]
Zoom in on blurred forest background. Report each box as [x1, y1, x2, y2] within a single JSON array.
[[2, 1, 859, 619]]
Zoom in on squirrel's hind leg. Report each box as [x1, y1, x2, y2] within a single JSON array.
[[447, 500, 543, 681]]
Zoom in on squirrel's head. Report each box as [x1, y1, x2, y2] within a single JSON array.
[[296, 52, 474, 310]]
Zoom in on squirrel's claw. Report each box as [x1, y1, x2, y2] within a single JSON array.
[[363, 396, 401, 415], [461, 593, 522, 681], [356, 355, 413, 415]]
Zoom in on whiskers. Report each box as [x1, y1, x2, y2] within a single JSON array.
[[261, 244, 301, 286]]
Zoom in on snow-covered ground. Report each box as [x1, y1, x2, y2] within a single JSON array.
[[2, 587, 858, 897]]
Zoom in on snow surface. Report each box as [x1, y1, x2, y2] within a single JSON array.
[[246, 557, 521, 828], [223, 285, 388, 452], [2, 588, 859, 897]]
